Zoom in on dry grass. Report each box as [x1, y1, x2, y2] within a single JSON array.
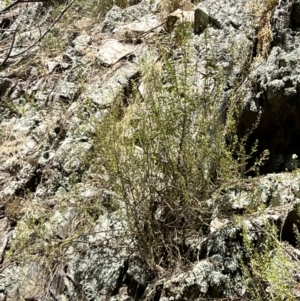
[[160, 0, 183, 13], [5, 197, 27, 221], [251, 0, 279, 58], [159, 0, 196, 17], [0, 123, 27, 162]]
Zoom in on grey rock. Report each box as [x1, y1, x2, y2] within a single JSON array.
[[84, 62, 139, 107], [51, 81, 78, 101], [114, 14, 161, 34], [45, 208, 77, 239], [235, 0, 300, 172], [194, 0, 252, 34], [102, 2, 152, 33], [210, 170, 300, 214], [241, 30, 300, 172], [102, 5, 124, 32], [0, 263, 47, 301], [64, 212, 139, 300], [2, 0, 300, 300], [72, 34, 92, 47], [72, 34, 92, 56], [0, 218, 11, 262]]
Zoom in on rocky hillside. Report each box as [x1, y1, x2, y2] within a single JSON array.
[[1, 0, 300, 300]]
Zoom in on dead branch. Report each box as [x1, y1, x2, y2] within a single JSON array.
[[1, 0, 76, 62], [0, 0, 47, 14], [0, 26, 18, 67]]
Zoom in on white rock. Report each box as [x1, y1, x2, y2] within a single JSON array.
[[97, 39, 136, 66], [114, 14, 161, 34]]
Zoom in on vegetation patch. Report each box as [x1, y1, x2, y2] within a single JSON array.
[[1, 1, 300, 300], [87, 24, 261, 271], [241, 220, 298, 300]]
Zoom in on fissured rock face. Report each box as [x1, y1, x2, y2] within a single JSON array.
[[238, 0, 300, 173], [1, 0, 300, 300]]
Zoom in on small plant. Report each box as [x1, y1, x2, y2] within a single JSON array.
[[5, 189, 103, 299], [0, 91, 23, 117], [241, 220, 297, 300], [40, 31, 64, 53]]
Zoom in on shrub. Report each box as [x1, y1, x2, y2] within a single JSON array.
[[89, 25, 253, 270]]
